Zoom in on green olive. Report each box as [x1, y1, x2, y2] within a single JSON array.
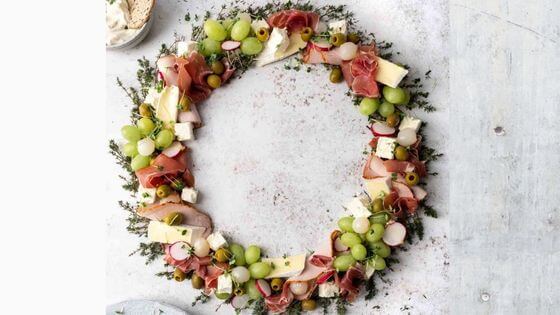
[[405, 172, 420, 186], [301, 299, 317, 311], [395, 146, 409, 161], [386, 113, 400, 127], [347, 33, 360, 44], [330, 33, 347, 47], [372, 198, 384, 212], [215, 292, 231, 300], [256, 28, 269, 42], [178, 95, 190, 111], [234, 287, 245, 296], [211, 60, 225, 75], [270, 278, 284, 291], [162, 212, 183, 226], [173, 268, 186, 282], [170, 178, 185, 191], [156, 184, 172, 198], [329, 67, 343, 83], [207, 74, 222, 89], [139, 103, 152, 117], [214, 248, 232, 263], [300, 27, 314, 42], [191, 274, 205, 289]]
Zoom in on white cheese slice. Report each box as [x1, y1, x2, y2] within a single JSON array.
[[207, 232, 228, 251], [256, 31, 307, 67], [156, 86, 179, 127], [376, 57, 409, 88], [176, 41, 198, 57], [328, 20, 347, 35], [261, 254, 306, 279], [364, 176, 392, 200], [251, 19, 270, 33], [375, 137, 397, 160], [138, 185, 157, 205], [181, 187, 198, 203], [318, 282, 339, 298], [345, 195, 372, 218], [399, 116, 422, 132], [147, 221, 205, 244], [174, 122, 194, 141], [216, 274, 233, 295], [144, 87, 161, 107]]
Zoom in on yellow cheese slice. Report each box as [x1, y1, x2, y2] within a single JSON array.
[[275, 33, 308, 59], [364, 177, 392, 200], [262, 253, 306, 279], [375, 57, 409, 88], [156, 86, 179, 128], [147, 220, 205, 244]]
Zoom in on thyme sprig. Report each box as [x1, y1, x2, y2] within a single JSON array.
[[192, 293, 210, 307], [109, 140, 138, 193]]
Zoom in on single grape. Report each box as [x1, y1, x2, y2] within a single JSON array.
[[249, 262, 271, 279], [289, 282, 309, 295], [230, 20, 251, 41], [200, 38, 223, 57], [137, 137, 155, 156], [155, 129, 174, 149], [240, 37, 263, 55], [397, 129, 417, 146], [244, 245, 261, 265], [203, 19, 227, 41], [382, 86, 407, 104], [378, 101, 395, 118], [245, 279, 262, 300], [130, 155, 151, 171], [351, 244, 367, 261], [373, 256, 386, 270], [369, 241, 391, 258], [340, 232, 362, 247], [339, 42, 358, 61], [337, 216, 354, 232], [231, 266, 250, 283], [121, 125, 141, 142], [193, 238, 210, 257], [365, 223, 385, 243], [333, 254, 356, 272], [352, 217, 370, 234], [122, 142, 138, 157], [229, 243, 246, 266], [137, 117, 155, 136], [359, 98, 380, 116]]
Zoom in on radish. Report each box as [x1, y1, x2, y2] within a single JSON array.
[[231, 294, 250, 309], [334, 237, 348, 252], [311, 40, 332, 51], [316, 270, 335, 284], [256, 279, 272, 297], [382, 222, 407, 246], [169, 241, 192, 261], [371, 122, 396, 136], [162, 141, 184, 158], [221, 40, 241, 51]]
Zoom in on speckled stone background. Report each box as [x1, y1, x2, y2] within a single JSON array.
[[106, 0, 448, 314]]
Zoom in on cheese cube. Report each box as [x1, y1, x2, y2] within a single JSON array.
[[207, 232, 228, 251], [147, 221, 205, 244], [156, 86, 179, 127], [318, 282, 339, 298], [177, 41, 198, 57], [345, 195, 372, 218], [261, 254, 306, 279], [181, 187, 198, 203], [328, 20, 347, 35], [365, 260, 376, 279], [375, 137, 397, 160], [364, 176, 392, 200], [399, 116, 422, 132], [251, 19, 270, 33], [216, 274, 233, 295], [174, 122, 194, 141], [376, 57, 409, 88], [138, 185, 157, 205]]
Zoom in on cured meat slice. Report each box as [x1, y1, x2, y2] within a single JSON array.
[[339, 264, 365, 302], [137, 203, 213, 237], [267, 10, 320, 33], [135, 153, 186, 188]]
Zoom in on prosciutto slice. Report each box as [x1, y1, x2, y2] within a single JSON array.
[[384, 160, 415, 173], [339, 264, 365, 302], [137, 203, 213, 237], [203, 263, 228, 294], [265, 281, 294, 314], [267, 10, 320, 33], [363, 154, 390, 179], [302, 43, 343, 65], [340, 44, 380, 98], [135, 152, 187, 188]]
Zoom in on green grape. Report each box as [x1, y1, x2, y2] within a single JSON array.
[[203, 19, 227, 41], [369, 212, 390, 225], [240, 37, 263, 55], [350, 244, 367, 261], [378, 101, 395, 118], [249, 262, 271, 279], [359, 98, 380, 116], [121, 125, 141, 142], [333, 254, 356, 272], [340, 232, 362, 247], [130, 155, 151, 171], [155, 129, 174, 149], [365, 223, 385, 243], [337, 216, 354, 232], [369, 241, 391, 258], [382, 86, 407, 104], [222, 19, 235, 36], [137, 117, 155, 136], [229, 244, 246, 266], [401, 90, 411, 105], [230, 20, 251, 41], [244, 245, 261, 265], [200, 38, 223, 57], [245, 279, 262, 300], [373, 256, 386, 271], [122, 142, 138, 157]]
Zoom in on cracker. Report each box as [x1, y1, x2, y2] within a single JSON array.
[[127, 0, 155, 29]]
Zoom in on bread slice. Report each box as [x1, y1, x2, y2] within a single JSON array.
[[127, 0, 155, 29]]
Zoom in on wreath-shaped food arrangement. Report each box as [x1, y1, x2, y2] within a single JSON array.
[[110, 2, 441, 313]]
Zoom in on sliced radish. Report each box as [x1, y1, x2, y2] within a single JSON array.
[[311, 40, 332, 51], [169, 241, 192, 261], [162, 141, 184, 158], [316, 270, 335, 284], [371, 122, 396, 136], [334, 237, 348, 252], [382, 222, 407, 246], [222, 40, 241, 51], [256, 279, 272, 297], [231, 294, 250, 309]]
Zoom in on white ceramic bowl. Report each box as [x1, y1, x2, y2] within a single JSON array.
[[106, 7, 155, 50]]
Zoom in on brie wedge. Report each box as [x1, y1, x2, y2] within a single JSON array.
[[156, 86, 179, 127], [376, 57, 409, 88], [147, 221, 205, 244], [364, 176, 392, 200], [256, 29, 307, 67], [261, 254, 306, 279]]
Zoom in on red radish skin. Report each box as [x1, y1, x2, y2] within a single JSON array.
[[382, 222, 407, 246], [371, 122, 396, 136], [316, 270, 335, 284], [169, 241, 192, 261], [162, 141, 184, 158], [221, 41, 241, 51], [256, 279, 272, 297]]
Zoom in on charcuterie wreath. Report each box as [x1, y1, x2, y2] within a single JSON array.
[[110, 2, 441, 313]]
